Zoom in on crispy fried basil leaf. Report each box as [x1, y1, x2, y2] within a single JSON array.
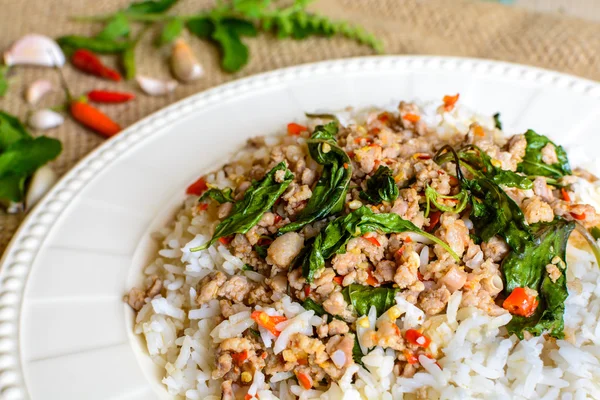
[[192, 162, 292, 251]]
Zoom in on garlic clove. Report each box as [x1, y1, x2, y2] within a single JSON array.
[[4, 34, 65, 67], [26, 79, 54, 104], [28, 109, 64, 130], [136, 75, 178, 96], [25, 165, 57, 210], [170, 39, 204, 83], [6, 201, 24, 214]]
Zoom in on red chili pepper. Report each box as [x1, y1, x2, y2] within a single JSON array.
[[274, 214, 283, 224], [473, 125, 485, 137], [303, 285, 311, 297], [503, 287, 539, 317], [231, 350, 248, 366], [377, 112, 391, 123], [366, 268, 378, 286], [297, 358, 308, 366], [88, 90, 135, 103], [186, 177, 208, 196], [426, 211, 442, 232], [295, 371, 313, 390], [71, 49, 121, 81], [443, 93, 460, 111], [561, 188, 571, 202], [415, 153, 432, 160], [196, 203, 208, 212], [404, 350, 419, 364], [363, 235, 381, 247], [403, 113, 420, 123], [287, 123, 307, 136], [333, 276, 344, 285], [70, 101, 121, 137], [405, 329, 431, 348], [219, 236, 234, 245], [571, 212, 586, 220], [251, 311, 287, 337]]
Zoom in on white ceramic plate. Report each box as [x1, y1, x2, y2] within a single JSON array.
[[1, 56, 600, 400]]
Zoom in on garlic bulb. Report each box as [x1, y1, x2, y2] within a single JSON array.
[[170, 39, 203, 82], [28, 109, 64, 130], [26, 79, 54, 104], [136, 76, 178, 96], [25, 165, 57, 209], [4, 34, 65, 67]]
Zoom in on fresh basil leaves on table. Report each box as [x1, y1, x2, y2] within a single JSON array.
[[0, 112, 61, 208]]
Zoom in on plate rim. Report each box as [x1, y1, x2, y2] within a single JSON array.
[[1, 55, 600, 399]]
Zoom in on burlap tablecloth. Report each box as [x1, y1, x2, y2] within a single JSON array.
[[1, 0, 599, 256]]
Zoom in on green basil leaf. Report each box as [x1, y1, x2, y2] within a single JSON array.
[[352, 335, 364, 365], [0, 136, 62, 178], [299, 206, 459, 282], [343, 284, 398, 317], [242, 264, 255, 271], [125, 0, 179, 15], [232, 0, 270, 18], [0, 66, 9, 98], [157, 17, 184, 46], [192, 162, 293, 251], [504, 219, 575, 339], [517, 130, 571, 178], [453, 145, 533, 190], [424, 185, 469, 216], [253, 244, 268, 258], [222, 18, 258, 37], [0, 175, 26, 203], [493, 112, 502, 130], [359, 165, 399, 204], [211, 21, 250, 73], [96, 12, 130, 40], [199, 187, 235, 204], [302, 298, 326, 316], [280, 122, 351, 233], [187, 17, 215, 38], [0, 111, 31, 151], [57, 35, 130, 53], [591, 226, 600, 241], [464, 178, 532, 253]]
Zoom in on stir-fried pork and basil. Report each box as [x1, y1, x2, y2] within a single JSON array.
[[127, 97, 600, 397]]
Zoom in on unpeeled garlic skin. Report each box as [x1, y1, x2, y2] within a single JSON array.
[[136, 76, 178, 96], [26, 165, 57, 210], [171, 39, 204, 82], [4, 34, 65, 67], [28, 109, 64, 130], [26, 79, 54, 104]]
